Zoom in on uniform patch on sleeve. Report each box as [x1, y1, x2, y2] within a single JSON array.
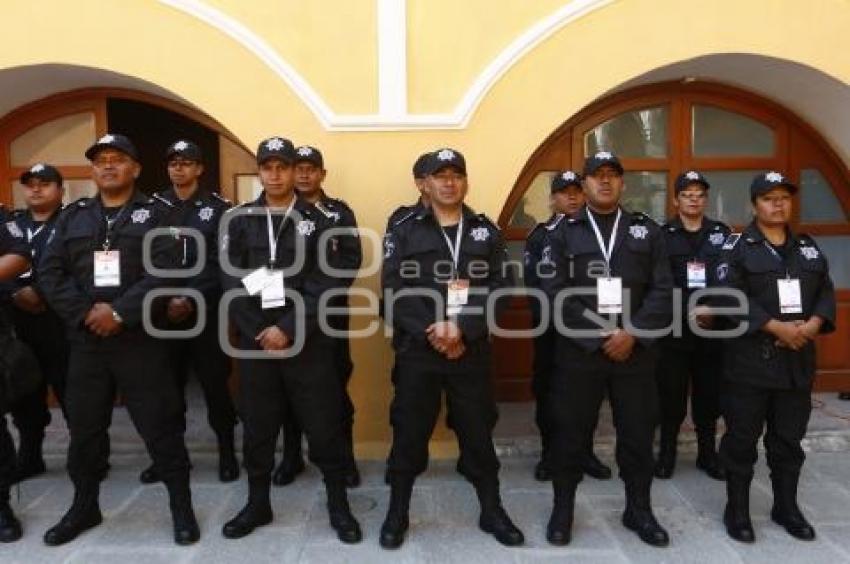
[[5, 221, 23, 238], [716, 262, 729, 282]]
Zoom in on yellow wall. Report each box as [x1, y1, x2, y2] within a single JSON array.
[[1, 0, 849, 455]]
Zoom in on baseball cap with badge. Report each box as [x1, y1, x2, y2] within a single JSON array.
[[294, 145, 324, 168], [412, 152, 432, 179], [20, 163, 63, 186], [750, 171, 798, 202], [424, 148, 466, 176], [674, 170, 710, 194], [166, 139, 203, 163], [85, 133, 140, 162], [256, 136, 296, 165], [551, 170, 582, 194], [583, 150, 624, 176]]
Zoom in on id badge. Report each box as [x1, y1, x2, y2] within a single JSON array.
[[94, 250, 121, 287], [777, 278, 803, 314], [261, 270, 286, 309], [242, 267, 271, 296], [597, 277, 623, 314], [447, 279, 470, 317], [686, 261, 707, 289]]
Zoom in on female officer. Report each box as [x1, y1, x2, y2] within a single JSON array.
[[716, 171, 835, 544]]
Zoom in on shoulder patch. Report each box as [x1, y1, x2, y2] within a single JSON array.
[[475, 213, 500, 231], [74, 197, 91, 208], [721, 233, 742, 251]]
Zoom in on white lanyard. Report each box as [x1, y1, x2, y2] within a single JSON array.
[[26, 224, 45, 243], [440, 217, 464, 276], [265, 199, 295, 267], [586, 208, 622, 274]]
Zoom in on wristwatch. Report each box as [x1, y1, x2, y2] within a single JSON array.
[[111, 309, 124, 324]]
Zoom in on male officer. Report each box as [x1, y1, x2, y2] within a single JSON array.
[[6, 164, 70, 483], [139, 140, 239, 485], [219, 137, 361, 544], [380, 148, 524, 549], [716, 171, 835, 544], [273, 145, 362, 487], [654, 171, 730, 480], [541, 151, 672, 547], [38, 134, 199, 546], [0, 217, 32, 543], [524, 170, 610, 482], [385, 151, 431, 230]]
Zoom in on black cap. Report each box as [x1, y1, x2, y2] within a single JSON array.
[[750, 171, 798, 201], [424, 148, 466, 176], [583, 150, 624, 176], [412, 152, 431, 179], [256, 136, 296, 165], [20, 163, 63, 186], [85, 133, 139, 161], [674, 170, 710, 193], [550, 170, 582, 193], [294, 145, 324, 168], [166, 140, 203, 162]]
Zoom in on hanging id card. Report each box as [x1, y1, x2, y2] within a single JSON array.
[[686, 261, 707, 289], [447, 279, 470, 317], [261, 270, 286, 309], [597, 277, 623, 314], [242, 267, 272, 296], [93, 250, 121, 287], [777, 278, 803, 314]]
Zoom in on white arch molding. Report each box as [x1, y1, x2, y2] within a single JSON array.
[[157, 0, 615, 130]]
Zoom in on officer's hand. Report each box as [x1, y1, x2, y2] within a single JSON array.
[[84, 303, 122, 337], [426, 321, 462, 346], [167, 297, 194, 323], [799, 317, 823, 341], [256, 326, 289, 351], [766, 320, 808, 351], [443, 340, 466, 360], [690, 305, 714, 329], [12, 286, 46, 314], [602, 329, 636, 362]]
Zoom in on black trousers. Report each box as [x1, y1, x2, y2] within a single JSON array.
[[238, 335, 347, 482], [65, 335, 190, 487], [0, 417, 14, 502], [719, 381, 811, 480], [548, 342, 658, 488], [387, 342, 499, 482], [655, 338, 722, 431], [167, 311, 237, 436], [531, 326, 555, 458], [9, 309, 69, 435]]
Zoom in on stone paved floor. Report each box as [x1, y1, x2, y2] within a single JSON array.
[[4, 391, 850, 563]]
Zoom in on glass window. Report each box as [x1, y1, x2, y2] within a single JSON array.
[[235, 174, 263, 204], [700, 170, 767, 226], [622, 171, 667, 223], [584, 106, 668, 158], [813, 236, 850, 289], [508, 171, 554, 228], [691, 105, 774, 157], [10, 113, 96, 166], [11, 179, 96, 209], [800, 168, 848, 223]]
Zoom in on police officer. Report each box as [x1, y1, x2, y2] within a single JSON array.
[[38, 134, 199, 546], [524, 170, 611, 482], [654, 171, 730, 480], [5, 164, 70, 483], [139, 140, 239, 485], [273, 145, 362, 488], [380, 148, 524, 549], [541, 151, 672, 547], [0, 217, 32, 542], [219, 137, 361, 544], [385, 151, 431, 230], [716, 171, 835, 543]]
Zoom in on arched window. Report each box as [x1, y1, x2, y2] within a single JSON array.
[[495, 81, 850, 397]]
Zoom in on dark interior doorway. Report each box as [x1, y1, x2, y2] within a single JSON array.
[[106, 98, 220, 195]]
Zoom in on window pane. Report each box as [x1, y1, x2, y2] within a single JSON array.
[[813, 236, 850, 289], [800, 168, 848, 223], [11, 179, 96, 209], [508, 172, 553, 228], [235, 174, 263, 204], [701, 170, 768, 226], [10, 113, 96, 166], [692, 105, 774, 157], [622, 171, 667, 224], [584, 106, 668, 158]]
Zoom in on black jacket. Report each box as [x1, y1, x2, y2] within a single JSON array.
[[716, 222, 836, 389]]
